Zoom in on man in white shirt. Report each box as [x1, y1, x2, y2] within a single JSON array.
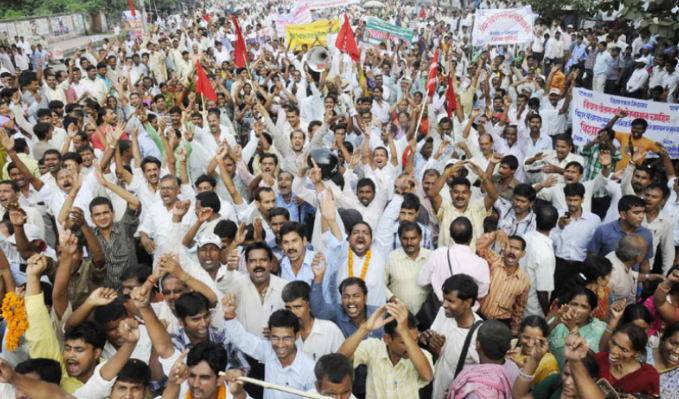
[[524, 134, 585, 185], [520, 205, 558, 317], [662, 58, 679, 103], [625, 57, 650, 98], [648, 56, 667, 93], [607, 235, 647, 304], [420, 274, 483, 399], [539, 89, 571, 137], [282, 281, 344, 362], [214, 40, 231, 66], [220, 240, 287, 337], [550, 183, 602, 299]]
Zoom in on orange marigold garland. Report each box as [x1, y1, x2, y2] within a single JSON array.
[[348, 247, 371, 281], [2, 292, 28, 351], [186, 384, 225, 399]]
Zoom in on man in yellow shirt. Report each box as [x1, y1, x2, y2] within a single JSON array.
[[338, 300, 434, 399], [605, 110, 659, 171], [24, 253, 136, 393]]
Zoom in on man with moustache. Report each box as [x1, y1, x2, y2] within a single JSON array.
[[168, 202, 226, 308], [275, 171, 313, 223], [476, 231, 530, 335], [162, 341, 248, 399], [324, 176, 415, 307], [278, 219, 343, 303], [219, 241, 287, 337]]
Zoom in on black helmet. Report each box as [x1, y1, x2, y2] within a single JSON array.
[[307, 148, 340, 180]]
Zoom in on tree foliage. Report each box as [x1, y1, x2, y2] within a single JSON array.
[[601, 0, 679, 39], [0, 0, 180, 20], [521, 0, 597, 17]]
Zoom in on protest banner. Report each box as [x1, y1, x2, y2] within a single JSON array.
[[227, 27, 274, 46], [572, 88, 679, 158], [471, 6, 533, 46], [296, 0, 360, 11], [364, 17, 414, 46], [276, 3, 313, 40], [286, 19, 340, 48]]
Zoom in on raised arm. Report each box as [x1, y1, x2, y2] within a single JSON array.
[[337, 305, 393, 361], [0, 130, 43, 190], [64, 287, 118, 332], [94, 161, 140, 210], [654, 270, 679, 324], [0, 360, 74, 399], [52, 229, 79, 318], [131, 285, 175, 359], [98, 318, 141, 380]]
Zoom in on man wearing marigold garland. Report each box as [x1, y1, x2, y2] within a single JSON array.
[[158, 340, 249, 399], [324, 175, 417, 307]]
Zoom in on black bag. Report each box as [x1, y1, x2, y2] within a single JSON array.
[[416, 249, 453, 331], [454, 320, 484, 378]]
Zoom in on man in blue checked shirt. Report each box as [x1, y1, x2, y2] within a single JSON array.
[[222, 296, 316, 399], [390, 193, 435, 251]]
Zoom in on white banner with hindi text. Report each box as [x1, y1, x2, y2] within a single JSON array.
[[472, 6, 534, 46], [572, 88, 679, 158], [295, 0, 360, 11], [276, 3, 313, 40]]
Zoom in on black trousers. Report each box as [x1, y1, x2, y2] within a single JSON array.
[[604, 79, 619, 95], [553, 257, 583, 302], [591, 196, 612, 222]]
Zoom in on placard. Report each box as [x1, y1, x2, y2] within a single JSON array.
[[572, 88, 679, 158], [472, 6, 534, 46]]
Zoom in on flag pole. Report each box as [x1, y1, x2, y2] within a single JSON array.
[[414, 94, 427, 136]]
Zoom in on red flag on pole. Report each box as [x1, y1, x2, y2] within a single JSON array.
[[446, 74, 457, 118], [335, 14, 360, 63], [426, 49, 439, 97], [203, 14, 211, 23], [195, 61, 218, 102], [129, 0, 136, 17], [232, 16, 249, 68]]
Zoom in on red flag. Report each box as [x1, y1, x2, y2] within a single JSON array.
[[232, 16, 249, 68], [426, 49, 439, 97], [129, 0, 136, 17], [446, 74, 457, 118], [335, 14, 360, 63], [195, 61, 218, 102], [203, 14, 211, 23]]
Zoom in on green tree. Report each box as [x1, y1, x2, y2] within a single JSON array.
[[600, 0, 679, 39], [521, 0, 597, 17]]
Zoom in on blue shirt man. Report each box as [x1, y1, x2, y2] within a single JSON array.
[[587, 195, 654, 271]]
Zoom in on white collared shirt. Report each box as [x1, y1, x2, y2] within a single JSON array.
[[430, 308, 483, 399], [215, 265, 287, 338], [520, 231, 555, 317], [550, 208, 602, 262], [101, 324, 153, 363], [296, 318, 344, 363], [606, 252, 638, 304], [643, 211, 675, 274]]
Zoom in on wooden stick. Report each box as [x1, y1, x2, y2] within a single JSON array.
[[230, 375, 333, 399], [414, 94, 427, 135]]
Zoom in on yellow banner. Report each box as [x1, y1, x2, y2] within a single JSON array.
[[285, 19, 340, 47]]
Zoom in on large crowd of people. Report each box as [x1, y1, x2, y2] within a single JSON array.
[[0, 1, 677, 398]]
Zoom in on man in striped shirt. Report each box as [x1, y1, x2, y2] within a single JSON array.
[[476, 231, 530, 336]]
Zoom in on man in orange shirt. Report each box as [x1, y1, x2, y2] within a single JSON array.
[[605, 110, 660, 171], [475, 231, 530, 336]]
